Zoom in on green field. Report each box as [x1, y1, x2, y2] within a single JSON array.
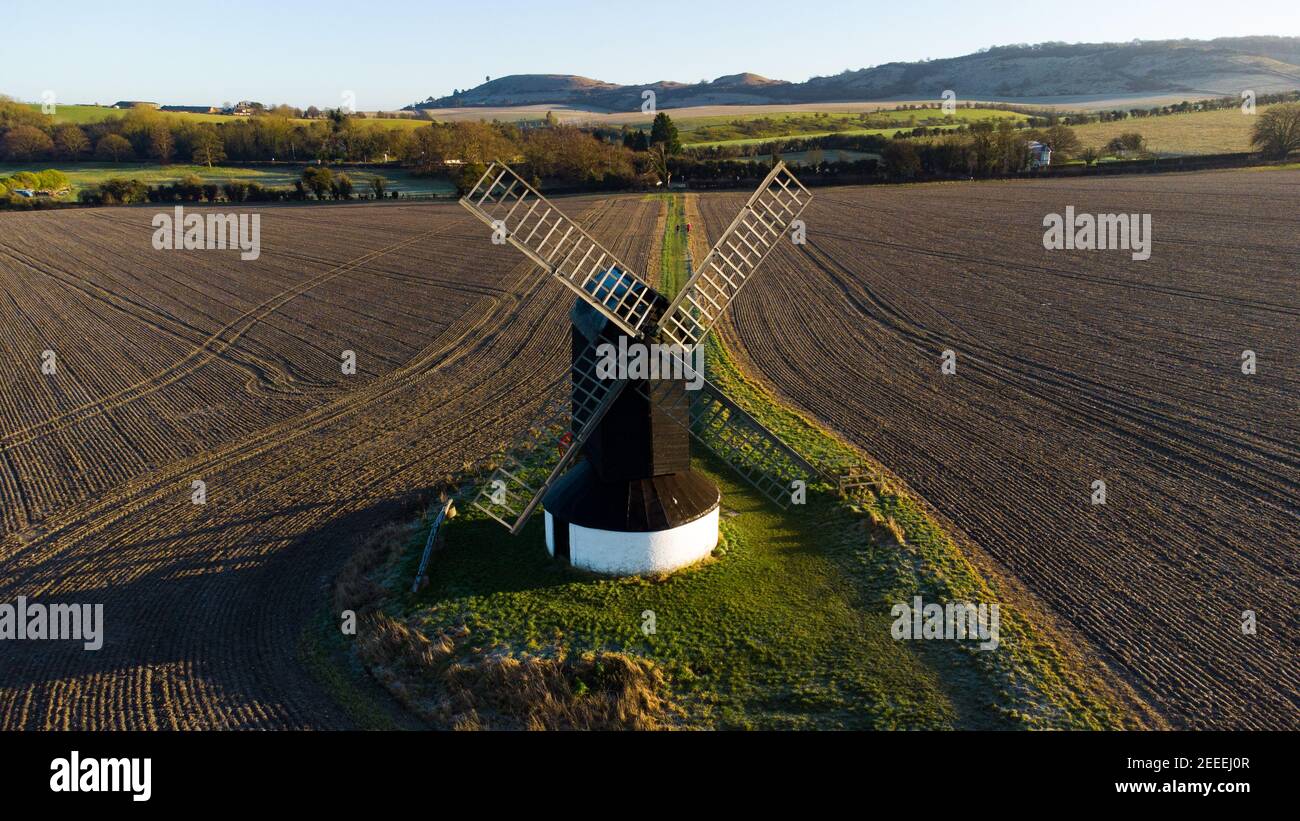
[[338, 194, 1143, 730], [680, 107, 1029, 147], [0, 161, 453, 197], [27, 103, 229, 125], [736, 149, 880, 165], [1070, 104, 1275, 156], [351, 117, 434, 131], [688, 126, 912, 148]]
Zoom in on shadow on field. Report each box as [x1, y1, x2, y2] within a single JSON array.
[[0, 486, 444, 729], [410, 515, 577, 603]]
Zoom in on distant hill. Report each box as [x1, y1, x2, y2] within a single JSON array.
[[410, 37, 1300, 111], [414, 71, 795, 110]]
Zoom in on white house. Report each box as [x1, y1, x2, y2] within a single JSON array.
[[1027, 141, 1052, 169]]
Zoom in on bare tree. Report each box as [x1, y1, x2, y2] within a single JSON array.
[[1251, 103, 1300, 159], [149, 125, 175, 164], [1042, 124, 1080, 160], [649, 142, 671, 186], [2, 125, 54, 161]]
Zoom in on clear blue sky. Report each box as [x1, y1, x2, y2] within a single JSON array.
[[7, 0, 1297, 110]]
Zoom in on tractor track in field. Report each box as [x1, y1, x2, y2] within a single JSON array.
[[0, 228, 444, 450], [795, 241, 1300, 517]]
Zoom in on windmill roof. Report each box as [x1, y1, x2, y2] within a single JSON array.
[[543, 461, 719, 532]]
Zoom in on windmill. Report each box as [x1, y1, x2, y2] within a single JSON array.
[[459, 161, 817, 575]]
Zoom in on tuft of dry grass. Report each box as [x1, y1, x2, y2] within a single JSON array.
[[354, 613, 673, 730], [444, 647, 671, 731], [884, 517, 907, 546], [355, 611, 459, 673]]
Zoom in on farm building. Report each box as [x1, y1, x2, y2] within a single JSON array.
[[1027, 140, 1052, 169], [222, 101, 260, 116], [112, 101, 161, 110]]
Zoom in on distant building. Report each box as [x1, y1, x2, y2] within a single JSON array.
[[160, 105, 219, 114], [111, 101, 161, 110], [221, 101, 261, 116], [1027, 140, 1052, 169]]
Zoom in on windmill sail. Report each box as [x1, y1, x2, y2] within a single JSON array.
[[464, 160, 817, 533], [658, 162, 811, 349], [472, 335, 627, 533], [636, 374, 817, 510], [460, 162, 662, 337]]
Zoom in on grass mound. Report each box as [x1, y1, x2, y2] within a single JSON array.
[[355, 612, 674, 730]]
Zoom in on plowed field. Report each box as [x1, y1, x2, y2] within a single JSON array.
[[0, 196, 661, 728], [698, 169, 1300, 730], [2, 169, 1294, 730]]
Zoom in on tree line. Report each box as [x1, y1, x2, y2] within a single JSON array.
[[400, 112, 686, 190], [4, 92, 1297, 208], [1062, 90, 1300, 125], [74, 167, 402, 205], [0, 99, 411, 165], [0, 97, 667, 190]]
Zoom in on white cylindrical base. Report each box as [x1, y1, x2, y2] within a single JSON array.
[[544, 506, 719, 576]]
